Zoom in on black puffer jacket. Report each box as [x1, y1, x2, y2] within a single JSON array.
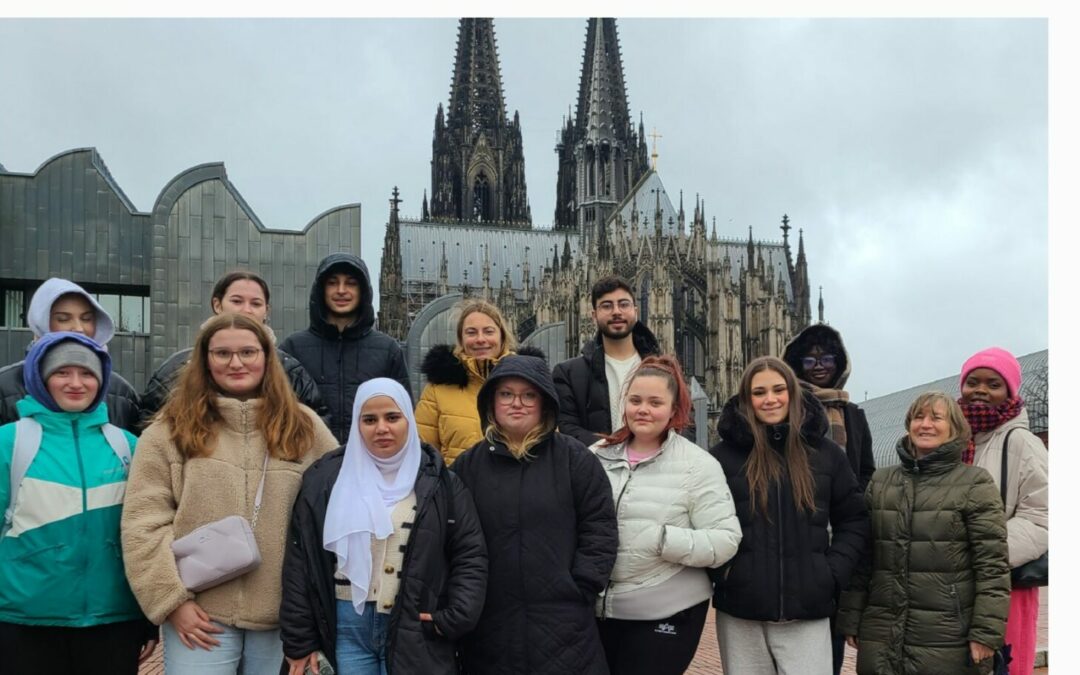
[[279, 443, 488, 675], [781, 323, 875, 489], [0, 360, 141, 434], [552, 322, 660, 447], [280, 253, 411, 443], [452, 354, 617, 675], [139, 346, 328, 425], [708, 390, 869, 621]]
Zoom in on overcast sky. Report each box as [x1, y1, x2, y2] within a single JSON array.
[[0, 17, 1047, 400]]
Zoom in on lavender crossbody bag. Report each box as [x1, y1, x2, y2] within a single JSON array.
[[171, 454, 269, 593]]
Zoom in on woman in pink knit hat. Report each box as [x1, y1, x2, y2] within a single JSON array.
[[958, 347, 1048, 675]]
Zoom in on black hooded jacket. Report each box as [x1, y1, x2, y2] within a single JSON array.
[[552, 322, 661, 447], [451, 354, 617, 675], [0, 360, 141, 433], [781, 323, 875, 490], [279, 443, 488, 675], [139, 346, 328, 426], [708, 390, 870, 621], [280, 253, 411, 443]]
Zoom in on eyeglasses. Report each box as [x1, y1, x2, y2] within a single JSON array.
[[596, 299, 634, 313], [495, 389, 541, 407], [209, 348, 264, 365], [801, 354, 837, 370]]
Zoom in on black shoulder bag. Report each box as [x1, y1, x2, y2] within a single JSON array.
[[1000, 429, 1048, 588]]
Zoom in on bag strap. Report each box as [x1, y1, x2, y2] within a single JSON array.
[[999, 428, 1018, 508], [250, 452, 270, 528], [5, 418, 43, 532], [101, 423, 132, 471]]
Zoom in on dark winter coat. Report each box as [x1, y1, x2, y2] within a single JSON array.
[[451, 354, 617, 675], [0, 360, 141, 434], [552, 322, 660, 447], [781, 323, 876, 489], [280, 253, 411, 443], [139, 345, 328, 425], [836, 437, 1010, 675], [279, 443, 488, 675], [708, 390, 870, 621]]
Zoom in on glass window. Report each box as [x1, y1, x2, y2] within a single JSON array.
[[121, 295, 146, 333], [2, 289, 25, 327], [96, 294, 121, 330]]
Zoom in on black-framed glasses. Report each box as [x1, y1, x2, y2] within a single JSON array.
[[495, 389, 541, 407], [209, 347, 264, 365], [801, 354, 836, 370]]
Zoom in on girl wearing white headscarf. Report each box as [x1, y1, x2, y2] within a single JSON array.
[[280, 378, 488, 675]]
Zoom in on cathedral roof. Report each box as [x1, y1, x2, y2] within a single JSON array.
[[610, 169, 681, 236]]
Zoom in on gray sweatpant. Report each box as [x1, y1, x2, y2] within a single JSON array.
[[715, 611, 832, 675]]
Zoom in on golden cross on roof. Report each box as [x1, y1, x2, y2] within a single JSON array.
[[649, 127, 662, 170]]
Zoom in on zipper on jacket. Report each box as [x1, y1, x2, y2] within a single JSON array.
[[601, 463, 634, 620], [949, 584, 968, 635], [72, 419, 89, 618], [337, 335, 345, 439], [776, 480, 785, 620]]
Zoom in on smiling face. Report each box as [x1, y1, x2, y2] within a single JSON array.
[[49, 294, 97, 338], [324, 272, 361, 318], [624, 374, 675, 445], [908, 400, 954, 456], [207, 328, 266, 399], [591, 288, 638, 340], [750, 369, 790, 425], [46, 366, 101, 412], [801, 344, 838, 388], [212, 279, 269, 322], [492, 377, 543, 442], [461, 310, 503, 359], [961, 367, 1009, 407], [358, 395, 409, 459]]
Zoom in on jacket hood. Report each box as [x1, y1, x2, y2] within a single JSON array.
[[716, 386, 830, 452], [27, 278, 115, 345], [581, 321, 661, 361], [23, 331, 112, 413], [781, 323, 851, 389], [422, 343, 546, 388], [476, 352, 556, 429], [308, 253, 374, 338]]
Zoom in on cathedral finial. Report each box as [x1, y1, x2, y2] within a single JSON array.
[[648, 127, 662, 170], [818, 285, 825, 323], [781, 213, 791, 246], [421, 189, 429, 221]]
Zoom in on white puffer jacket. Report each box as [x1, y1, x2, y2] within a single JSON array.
[[971, 409, 1049, 568], [592, 431, 741, 618]]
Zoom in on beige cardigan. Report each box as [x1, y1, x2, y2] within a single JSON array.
[[121, 397, 338, 629]]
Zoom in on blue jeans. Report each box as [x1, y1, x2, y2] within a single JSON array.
[[336, 600, 390, 675], [162, 621, 282, 675]]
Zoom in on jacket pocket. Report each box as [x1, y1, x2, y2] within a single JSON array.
[[950, 584, 969, 636]]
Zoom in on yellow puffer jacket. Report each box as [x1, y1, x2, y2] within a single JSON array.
[[415, 345, 507, 465]]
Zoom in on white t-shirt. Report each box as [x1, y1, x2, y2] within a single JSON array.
[[606, 351, 642, 433]]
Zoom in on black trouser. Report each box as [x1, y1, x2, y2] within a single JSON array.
[[597, 599, 710, 675], [0, 619, 147, 675], [830, 612, 845, 675]]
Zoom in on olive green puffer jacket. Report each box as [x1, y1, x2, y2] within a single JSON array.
[[836, 437, 1010, 675]]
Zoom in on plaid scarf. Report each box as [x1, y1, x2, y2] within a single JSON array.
[[806, 384, 850, 449], [958, 396, 1025, 464]]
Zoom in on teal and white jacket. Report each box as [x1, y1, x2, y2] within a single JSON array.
[[0, 396, 143, 626]]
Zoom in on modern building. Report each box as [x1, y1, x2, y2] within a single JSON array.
[[379, 18, 814, 409], [0, 148, 361, 390]]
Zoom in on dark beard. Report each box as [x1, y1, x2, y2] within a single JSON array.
[[598, 319, 634, 340]]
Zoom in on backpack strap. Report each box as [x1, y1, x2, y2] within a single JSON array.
[[101, 423, 132, 472], [5, 418, 43, 533], [999, 428, 1017, 508]]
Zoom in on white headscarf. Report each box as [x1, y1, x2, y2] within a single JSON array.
[[323, 378, 422, 615]]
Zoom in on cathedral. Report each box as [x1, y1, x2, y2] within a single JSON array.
[[378, 17, 815, 409]]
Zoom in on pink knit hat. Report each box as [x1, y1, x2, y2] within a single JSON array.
[[960, 347, 1022, 397]]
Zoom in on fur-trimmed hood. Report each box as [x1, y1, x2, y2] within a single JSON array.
[[421, 344, 547, 388]]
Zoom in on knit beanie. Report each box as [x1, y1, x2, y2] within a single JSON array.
[[41, 342, 103, 383], [960, 347, 1022, 397]]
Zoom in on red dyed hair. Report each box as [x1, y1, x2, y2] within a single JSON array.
[[604, 354, 693, 446]]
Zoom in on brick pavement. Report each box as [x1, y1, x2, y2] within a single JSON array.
[[139, 587, 1049, 673]]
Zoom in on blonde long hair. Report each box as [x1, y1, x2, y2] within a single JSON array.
[[159, 313, 315, 460], [738, 356, 816, 517]]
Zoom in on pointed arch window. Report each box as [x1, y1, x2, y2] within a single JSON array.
[[472, 173, 492, 222]]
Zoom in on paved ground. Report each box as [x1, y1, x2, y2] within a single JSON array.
[[140, 587, 1049, 673]]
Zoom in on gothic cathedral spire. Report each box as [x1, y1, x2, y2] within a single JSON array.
[[554, 18, 649, 234], [430, 18, 531, 225]]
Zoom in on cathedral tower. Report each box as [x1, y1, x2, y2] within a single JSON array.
[[554, 18, 649, 237], [430, 18, 531, 225]]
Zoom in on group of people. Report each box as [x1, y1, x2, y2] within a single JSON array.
[[0, 258, 1047, 675]]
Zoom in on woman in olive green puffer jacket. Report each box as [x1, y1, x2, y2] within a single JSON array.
[[837, 392, 1011, 675]]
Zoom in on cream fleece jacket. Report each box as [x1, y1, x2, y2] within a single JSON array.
[[121, 397, 338, 629]]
